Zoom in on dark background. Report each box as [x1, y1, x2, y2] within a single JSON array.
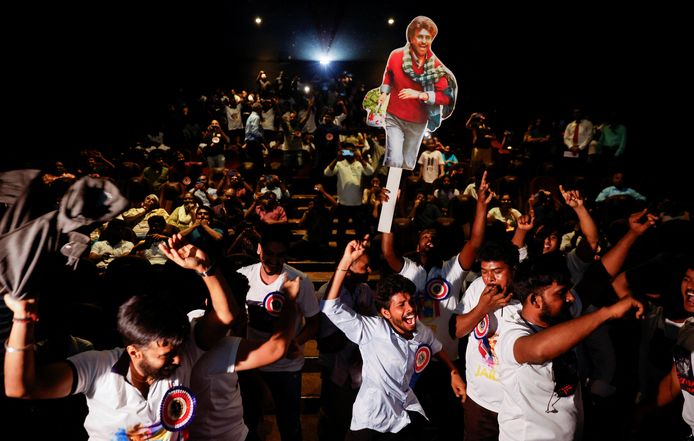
[[3, 1, 685, 179]]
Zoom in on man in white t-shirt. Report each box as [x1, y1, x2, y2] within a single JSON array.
[[417, 138, 445, 185], [655, 261, 694, 438], [224, 97, 244, 137], [188, 275, 302, 441], [496, 254, 643, 441], [236, 223, 320, 441], [3, 234, 238, 440], [452, 240, 521, 441]]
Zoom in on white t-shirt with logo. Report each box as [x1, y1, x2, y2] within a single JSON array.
[[496, 308, 583, 441], [399, 254, 467, 360], [454, 277, 521, 412], [237, 262, 319, 372], [68, 322, 204, 440]]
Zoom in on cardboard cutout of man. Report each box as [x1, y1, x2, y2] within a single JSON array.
[[363, 15, 457, 233]]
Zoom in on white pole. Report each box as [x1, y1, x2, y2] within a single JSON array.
[[377, 167, 402, 233]]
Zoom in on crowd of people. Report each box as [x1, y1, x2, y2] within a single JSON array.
[[0, 64, 692, 441]]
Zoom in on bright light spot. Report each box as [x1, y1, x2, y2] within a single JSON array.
[[319, 57, 330, 65], [303, 85, 311, 94], [387, 18, 395, 25], [423, 130, 432, 139], [254, 17, 262, 25]]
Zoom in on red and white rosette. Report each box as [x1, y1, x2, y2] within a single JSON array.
[[425, 277, 451, 301], [414, 344, 432, 374], [263, 291, 285, 317], [473, 314, 491, 340], [160, 385, 196, 432]]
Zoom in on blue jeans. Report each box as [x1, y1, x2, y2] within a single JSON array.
[[383, 113, 427, 170]]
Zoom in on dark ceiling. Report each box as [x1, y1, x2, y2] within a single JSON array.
[[2, 1, 685, 171]]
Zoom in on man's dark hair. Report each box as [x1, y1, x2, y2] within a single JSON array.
[[117, 294, 190, 347], [375, 274, 416, 311], [196, 204, 214, 216], [258, 223, 292, 249], [478, 240, 519, 268], [147, 215, 166, 229], [513, 254, 571, 304], [406, 16, 438, 41], [418, 228, 438, 241]]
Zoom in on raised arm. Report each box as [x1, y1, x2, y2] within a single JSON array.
[[459, 171, 493, 269], [602, 209, 657, 278], [4, 296, 75, 399], [559, 185, 599, 252], [159, 234, 239, 350], [513, 296, 643, 364], [315, 183, 337, 207], [381, 231, 404, 273], [326, 237, 369, 301], [234, 276, 300, 371]]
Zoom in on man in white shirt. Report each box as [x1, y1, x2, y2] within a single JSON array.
[[236, 223, 320, 441], [324, 143, 375, 248], [224, 97, 244, 141], [655, 260, 694, 439], [452, 240, 521, 441], [380, 170, 492, 438], [321, 238, 465, 440], [188, 276, 302, 441], [563, 108, 593, 159], [496, 254, 643, 441], [4, 234, 238, 440], [417, 138, 444, 185]]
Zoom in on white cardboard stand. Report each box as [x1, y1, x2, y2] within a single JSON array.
[[377, 167, 403, 233]]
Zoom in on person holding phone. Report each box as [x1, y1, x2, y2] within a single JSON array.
[[324, 143, 375, 249]]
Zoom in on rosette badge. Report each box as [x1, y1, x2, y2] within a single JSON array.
[[263, 291, 285, 317], [425, 277, 451, 300], [160, 386, 197, 432]]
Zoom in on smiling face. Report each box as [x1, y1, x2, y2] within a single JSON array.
[[381, 292, 417, 335], [258, 240, 288, 277], [682, 268, 694, 314], [410, 28, 433, 58]]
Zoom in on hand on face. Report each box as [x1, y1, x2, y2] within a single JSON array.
[[480, 283, 513, 313]]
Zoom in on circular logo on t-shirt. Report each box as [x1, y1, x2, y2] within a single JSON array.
[[160, 386, 196, 432], [325, 133, 334, 141], [263, 291, 285, 317], [211, 136, 220, 144], [426, 277, 451, 300], [414, 344, 432, 374], [473, 313, 497, 340]]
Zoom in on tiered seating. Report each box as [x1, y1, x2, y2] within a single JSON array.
[[283, 194, 380, 417]]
